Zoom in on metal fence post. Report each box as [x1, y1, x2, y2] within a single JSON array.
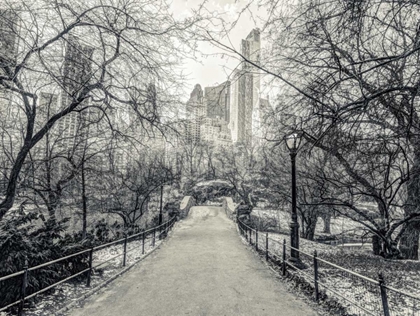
[[142, 232, 145, 254], [256, 230, 259, 251], [18, 264, 28, 316], [249, 228, 252, 245], [123, 236, 128, 267], [282, 239, 286, 276], [153, 228, 156, 247], [379, 273, 390, 316], [265, 233, 269, 261], [87, 247, 94, 287], [313, 250, 319, 302]]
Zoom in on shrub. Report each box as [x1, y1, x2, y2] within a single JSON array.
[[0, 213, 88, 310]]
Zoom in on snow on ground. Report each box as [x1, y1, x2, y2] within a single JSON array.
[[248, 230, 420, 315], [252, 208, 367, 238], [2, 230, 171, 316]]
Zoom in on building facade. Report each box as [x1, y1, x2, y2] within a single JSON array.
[[229, 28, 261, 147], [186, 84, 206, 143], [204, 81, 230, 123], [58, 36, 94, 148], [200, 117, 232, 147]]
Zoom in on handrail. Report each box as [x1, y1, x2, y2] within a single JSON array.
[[384, 284, 420, 301], [235, 215, 420, 315], [0, 270, 24, 282], [315, 256, 379, 285], [0, 216, 176, 314], [238, 216, 380, 285], [28, 249, 91, 272], [0, 216, 176, 278], [0, 268, 91, 312], [286, 244, 315, 259]]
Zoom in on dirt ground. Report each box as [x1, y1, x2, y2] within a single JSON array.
[[67, 206, 318, 316]]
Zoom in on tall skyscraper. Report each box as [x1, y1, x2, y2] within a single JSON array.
[[0, 9, 19, 124], [204, 81, 230, 123], [186, 84, 205, 143], [58, 36, 94, 148], [0, 9, 20, 192], [242, 29, 261, 112], [229, 29, 261, 147], [252, 97, 272, 144]]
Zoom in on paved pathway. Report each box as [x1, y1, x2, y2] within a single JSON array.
[[68, 206, 318, 316]]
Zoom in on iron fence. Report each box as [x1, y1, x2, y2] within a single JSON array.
[[0, 216, 176, 316], [237, 217, 420, 316]]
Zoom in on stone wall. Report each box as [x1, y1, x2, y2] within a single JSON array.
[[179, 196, 196, 219], [222, 197, 236, 220]]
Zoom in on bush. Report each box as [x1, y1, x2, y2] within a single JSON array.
[[0, 213, 88, 310]]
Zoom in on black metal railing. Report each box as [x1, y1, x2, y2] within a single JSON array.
[[237, 217, 420, 316], [0, 216, 177, 316]]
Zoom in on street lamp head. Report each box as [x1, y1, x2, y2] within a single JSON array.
[[285, 132, 302, 153]]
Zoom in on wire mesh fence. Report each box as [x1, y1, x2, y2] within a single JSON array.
[[236, 217, 420, 316]]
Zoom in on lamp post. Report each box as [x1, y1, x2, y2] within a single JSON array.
[[285, 133, 302, 262], [159, 185, 163, 225]]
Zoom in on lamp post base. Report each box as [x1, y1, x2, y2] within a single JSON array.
[[289, 221, 300, 259], [288, 221, 308, 269]]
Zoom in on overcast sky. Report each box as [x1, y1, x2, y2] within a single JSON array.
[[171, 0, 265, 92]]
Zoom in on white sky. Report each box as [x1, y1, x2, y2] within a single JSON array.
[[170, 0, 266, 91]]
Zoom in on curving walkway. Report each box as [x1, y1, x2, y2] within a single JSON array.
[[67, 206, 318, 316]]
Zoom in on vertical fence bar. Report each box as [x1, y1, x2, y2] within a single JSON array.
[[142, 232, 145, 254], [282, 239, 286, 276], [18, 264, 28, 316], [379, 273, 390, 316], [313, 250, 319, 302], [123, 236, 128, 267], [250, 228, 252, 245], [87, 248, 94, 287], [265, 233, 269, 261], [153, 228, 156, 247], [255, 230, 258, 251]]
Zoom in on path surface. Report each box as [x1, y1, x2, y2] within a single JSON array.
[[68, 206, 318, 316]]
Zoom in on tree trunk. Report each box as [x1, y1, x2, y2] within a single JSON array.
[[372, 235, 381, 256], [399, 150, 420, 260], [322, 214, 331, 234], [399, 222, 420, 260], [303, 211, 318, 241], [81, 161, 88, 240]]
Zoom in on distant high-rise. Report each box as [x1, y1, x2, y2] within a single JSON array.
[[200, 117, 232, 147], [186, 84, 205, 143], [0, 9, 18, 64], [58, 36, 94, 148], [0, 9, 19, 123], [242, 29, 261, 112], [252, 97, 272, 144], [204, 81, 230, 123], [229, 29, 261, 147], [0, 9, 19, 192]]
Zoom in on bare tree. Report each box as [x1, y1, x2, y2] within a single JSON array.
[[207, 0, 420, 259], [92, 150, 177, 229], [0, 0, 211, 221]]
